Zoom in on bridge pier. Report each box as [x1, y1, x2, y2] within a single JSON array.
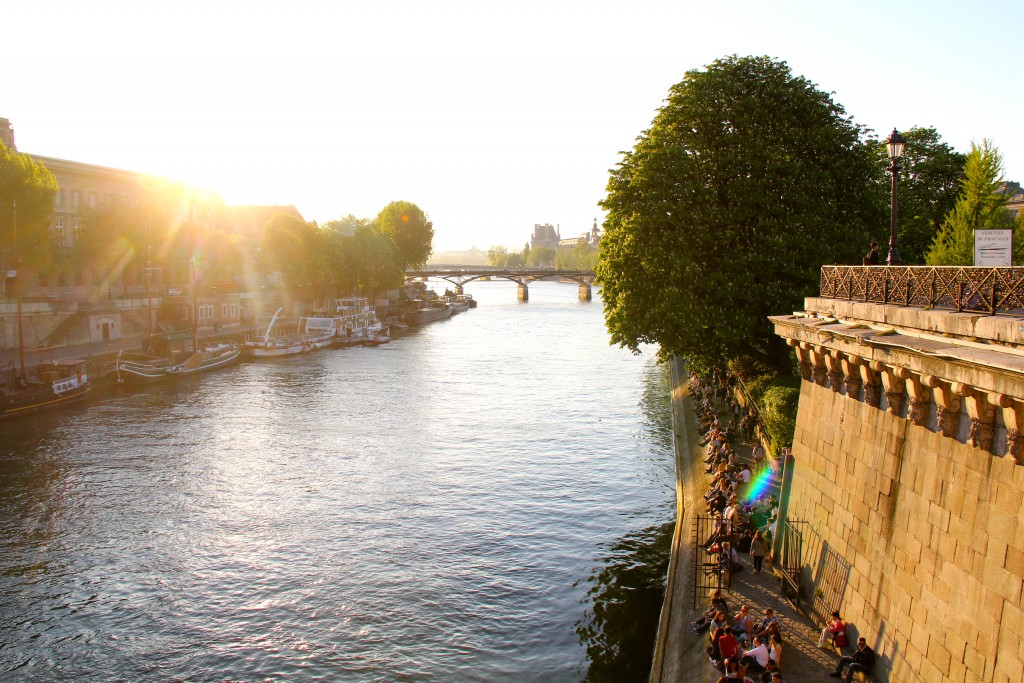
[[454, 283, 463, 295], [518, 283, 529, 302], [578, 282, 592, 301]]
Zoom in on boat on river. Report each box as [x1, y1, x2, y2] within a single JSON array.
[[114, 352, 175, 384], [402, 300, 453, 325], [327, 297, 382, 347], [245, 308, 335, 358], [167, 342, 241, 377], [0, 359, 93, 419]]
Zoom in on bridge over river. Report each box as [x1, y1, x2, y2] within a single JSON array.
[[406, 267, 597, 301]]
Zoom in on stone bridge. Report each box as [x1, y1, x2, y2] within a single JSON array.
[[406, 267, 597, 302]]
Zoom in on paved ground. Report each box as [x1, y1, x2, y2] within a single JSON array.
[[656, 373, 857, 682]]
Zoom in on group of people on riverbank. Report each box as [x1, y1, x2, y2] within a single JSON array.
[[689, 373, 788, 682], [688, 370, 878, 683]]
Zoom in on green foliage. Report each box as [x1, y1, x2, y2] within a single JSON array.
[[374, 200, 433, 269], [260, 213, 331, 292], [348, 224, 404, 291], [528, 246, 555, 267], [556, 240, 600, 271], [598, 55, 882, 371], [487, 245, 509, 267], [870, 127, 965, 264], [0, 142, 58, 269], [926, 140, 1019, 265], [760, 381, 800, 457]]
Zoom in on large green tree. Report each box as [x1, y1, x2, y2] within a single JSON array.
[[925, 140, 1021, 265], [0, 143, 58, 270], [260, 213, 331, 293], [598, 55, 882, 371], [374, 201, 433, 269], [871, 127, 965, 264]]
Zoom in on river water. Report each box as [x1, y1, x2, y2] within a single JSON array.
[[0, 280, 675, 682]]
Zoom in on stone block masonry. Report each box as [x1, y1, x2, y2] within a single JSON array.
[[772, 299, 1024, 683]]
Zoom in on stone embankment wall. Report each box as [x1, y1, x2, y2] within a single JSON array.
[[772, 299, 1024, 683]]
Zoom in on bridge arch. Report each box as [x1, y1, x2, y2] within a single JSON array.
[[405, 268, 596, 301]]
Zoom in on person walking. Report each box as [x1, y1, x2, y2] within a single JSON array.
[[749, 530, 769, 574]]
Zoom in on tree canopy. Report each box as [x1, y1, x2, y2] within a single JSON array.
[[925, 140, 1022, 265], [0, 143, 58, 269], [598, 55, 883, 371], [375, 200, 433, 269]]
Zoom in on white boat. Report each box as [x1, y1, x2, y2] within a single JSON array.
[[328, 297, 382, 347], [245, 308, 333, 358]]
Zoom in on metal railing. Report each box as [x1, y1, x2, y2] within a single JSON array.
[[692, 514, 732, 608], [819, 265, 1024, 314]]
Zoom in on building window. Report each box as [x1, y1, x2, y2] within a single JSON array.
[[54, 218, 65, 246], [73, 220, 81, 244], [72, 191, 79, 208], [222, 304, 228, 317], [89, 193, 96, 208], [54, 190, 62, 206], [198, 306, 205, 321]]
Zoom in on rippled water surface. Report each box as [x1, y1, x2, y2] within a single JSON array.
[[0, 281, 674, 682]]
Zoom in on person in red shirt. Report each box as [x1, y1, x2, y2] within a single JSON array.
[[716, 629, 740, 667]]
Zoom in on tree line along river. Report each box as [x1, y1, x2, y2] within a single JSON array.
[[0, 280, 676, 682]]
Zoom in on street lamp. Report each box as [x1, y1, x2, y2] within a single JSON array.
[[885, 128, 906, 266]]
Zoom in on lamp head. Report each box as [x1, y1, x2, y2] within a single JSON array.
[[886, 128, 906, 160]]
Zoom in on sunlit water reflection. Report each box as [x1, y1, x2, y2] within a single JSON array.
[[0, 281, 674, 682]]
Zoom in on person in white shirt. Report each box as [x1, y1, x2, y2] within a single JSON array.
[[741, 636, 770, 672]]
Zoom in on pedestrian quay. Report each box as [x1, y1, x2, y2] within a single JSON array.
[[652, 360, 855, 683]]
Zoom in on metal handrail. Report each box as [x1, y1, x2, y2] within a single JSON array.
[[819, 265, 1024, 315]]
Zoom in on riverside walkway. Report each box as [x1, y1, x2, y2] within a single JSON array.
[[655, 363, 856, 683]]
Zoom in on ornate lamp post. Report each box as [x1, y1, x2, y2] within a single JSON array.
[[886, 128, 906, 266]]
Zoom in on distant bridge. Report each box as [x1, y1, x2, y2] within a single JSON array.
[[406, 267, 597, 301]]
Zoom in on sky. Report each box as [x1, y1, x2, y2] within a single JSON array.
[[4, 0, 1023, 253]]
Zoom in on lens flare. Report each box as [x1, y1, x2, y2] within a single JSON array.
[[744, 467, 774, 503]]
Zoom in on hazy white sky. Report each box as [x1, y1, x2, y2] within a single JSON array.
[[5, 0, 1022, 252]]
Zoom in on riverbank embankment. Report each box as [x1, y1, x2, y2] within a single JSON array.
[[651, 360, 849, 683]]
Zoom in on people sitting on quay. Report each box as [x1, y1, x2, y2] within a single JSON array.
[[818, 610, 847, 650], [751, 608, 781, 642], [708, 626, 740, 669], [690, 589, 729, 634], [758, 658, 782, 683], [829, 637, 875, 681], [740, 635, 771, 673], [767, 633, 782, 668], [731, 604, 754, 643], [715, 658, 749, 683]]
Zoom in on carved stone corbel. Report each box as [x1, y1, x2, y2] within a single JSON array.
[[956, 383, 995, 452], [995, 394, 1024, 466], [879, 364, 909, 416], [860, 364, 882, 408], [794, 344, 814, 382], [824, 351, 845, 393], [810, 346, 828, 387], [905, 374, 933, 427], [932, 381, 962, 439], [841, 355, 864, 400]]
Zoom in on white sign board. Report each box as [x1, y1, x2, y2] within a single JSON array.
[[974, 229, 1013, 266]]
